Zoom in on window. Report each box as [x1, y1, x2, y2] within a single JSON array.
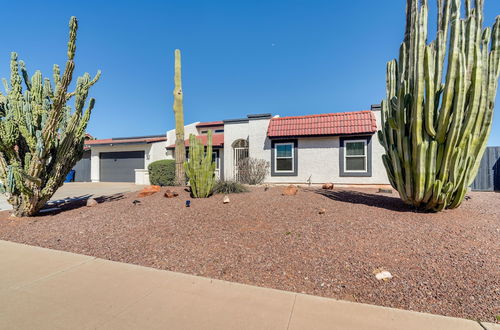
[[339, 136, 372, 177], [275, 143, 294, 172], [271, 139, 297, 176], [344, 140, 367, 172], [215, 129, 224, 133], [212, 150, 220, 170], [201, 130, 208, 134]]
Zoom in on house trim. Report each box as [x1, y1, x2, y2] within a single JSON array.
[[271, 139, 298, 176], [339, 135, 372, 177]]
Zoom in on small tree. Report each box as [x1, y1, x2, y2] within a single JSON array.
[[0, 17, 100, 216], [237, 158, 270, 185], [184, 130, 216, 198]]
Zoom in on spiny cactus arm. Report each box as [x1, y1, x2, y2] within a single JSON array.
[[41, 16, 77, 149], [53, 64, 61, 88], [436, 0, 461, 143], [76, 98, 96, 136], [19, 61, 32, 91], [66, 70, 101, 100]]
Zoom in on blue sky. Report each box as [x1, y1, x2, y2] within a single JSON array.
[[1, 0, 499, 145]]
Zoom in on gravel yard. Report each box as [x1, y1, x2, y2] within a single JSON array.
[[0, 186, 498, 322]]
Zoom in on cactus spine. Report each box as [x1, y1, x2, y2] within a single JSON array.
[[184, 130, 216, 198], [379, 0, 500, 211], [173, 49, 186, 186], [0, 17, 100, 216]]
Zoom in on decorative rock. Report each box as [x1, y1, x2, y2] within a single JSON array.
[[282, 185, 298, 196], [223, 195, 230, 204], [164, 190, 178, 198], [318, 208, 326, 215], [378, 188, 393, 194], [86, 198, 98, 207], [137, 185, 161, 198], [374, 270, 393, 281], [322, 182, 334, 190]]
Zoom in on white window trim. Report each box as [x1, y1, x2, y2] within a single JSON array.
[[344, 139, 368, 173], [274, 142, 295, 173], [212, 151, 220, 170]]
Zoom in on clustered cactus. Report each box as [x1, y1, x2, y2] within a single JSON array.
[[379, 0, 500, 211], [0, 17, 100, 216], [184, 130, 216, 198]]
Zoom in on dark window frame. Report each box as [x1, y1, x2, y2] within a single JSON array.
[[271, 139, 298, 176], [339, 136, 372, 177]]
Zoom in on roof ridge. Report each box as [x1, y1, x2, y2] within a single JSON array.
[[271, 110, 372, 121]]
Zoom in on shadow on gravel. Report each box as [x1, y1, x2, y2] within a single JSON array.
[[38, 193, 125, 216], [314, 189, 419, 213]]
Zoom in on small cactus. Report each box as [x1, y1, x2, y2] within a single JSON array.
[[0, 17, 100, 216], [184, 130, 216, 198]]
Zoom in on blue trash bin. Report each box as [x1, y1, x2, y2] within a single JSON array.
[[65, 170, 76, 182]]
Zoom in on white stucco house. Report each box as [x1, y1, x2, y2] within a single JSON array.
[[74, 104, 389, 186]]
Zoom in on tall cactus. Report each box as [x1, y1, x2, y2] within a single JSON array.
[[173, 49, 186, 186], [0, 17, 100, 216], [184, 130, 216, 198], [379, 0, 500, 211]]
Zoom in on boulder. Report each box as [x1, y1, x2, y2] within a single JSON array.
[[164, 190, 178, 198], [137, 185, 161, 198], [322, 182, 334, 190], [223, 195, 230, 204], [282, 185, 298, 196], [86, 198, 98, 207]]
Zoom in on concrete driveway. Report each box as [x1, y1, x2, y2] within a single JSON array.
[[0, 182, 146, 211]]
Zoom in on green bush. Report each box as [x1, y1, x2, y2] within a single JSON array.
[[213, 180, 249, 194], [148, 160, 176, 186]]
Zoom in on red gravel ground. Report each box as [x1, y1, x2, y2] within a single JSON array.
[[0, 186, 498, 322]]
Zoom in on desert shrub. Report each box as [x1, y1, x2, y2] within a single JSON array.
[[148, 160, 176, 186], [237, 158, 270, 185], [213, 180, 249, 194]]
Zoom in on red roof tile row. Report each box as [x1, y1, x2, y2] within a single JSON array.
[[196, 121, 224, 127], [86, 136, 167, 146], [167, 133, 224, 148], [267, 111, 377, 138]]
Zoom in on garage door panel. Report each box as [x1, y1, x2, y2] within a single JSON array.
[[100, 151, 145, 182], [73, 150, 91, 182]]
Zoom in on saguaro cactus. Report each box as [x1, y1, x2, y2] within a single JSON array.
[[379, 0, 500, 211], [0, 17, 100, 216], [184, 130, 216, 198], [173, 49, 186, 186]]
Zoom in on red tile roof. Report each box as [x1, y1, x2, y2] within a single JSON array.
[[86, 136, 167, 146], [196, 121, 224, 127], [267, 111, 377, 138], [167, 133, 224, 148]]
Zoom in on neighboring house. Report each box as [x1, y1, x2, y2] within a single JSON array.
[[221, 105, 388, 185], [166, 121, 225, 179], [74, 104, 390, 186], [73, 135, 167, 184]]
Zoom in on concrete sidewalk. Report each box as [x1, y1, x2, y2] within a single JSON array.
[[0, 240, 495, 330]]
